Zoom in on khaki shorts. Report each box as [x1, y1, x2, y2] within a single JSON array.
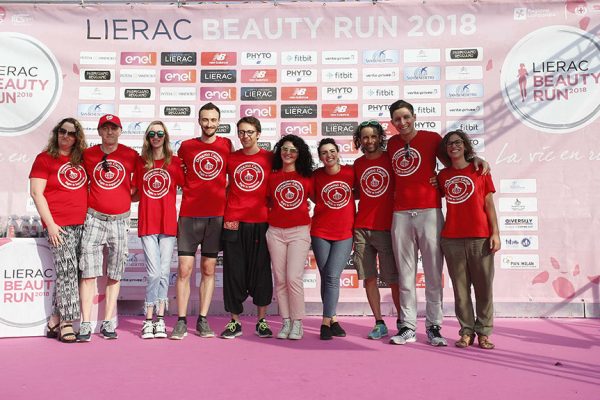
[[353, 228, 398, 284]]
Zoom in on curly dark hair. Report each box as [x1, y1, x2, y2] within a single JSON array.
[[352, 121, 387, 153], [44, 118, 87, 166], [438, 129, 476, 165], [317, 137, 339, 154], [272, 134, 314, 177]]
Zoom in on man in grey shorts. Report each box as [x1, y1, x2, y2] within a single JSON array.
[[77, 114, 139, 341], [352, 120, 400, 340], [171, 103, 234, 339]]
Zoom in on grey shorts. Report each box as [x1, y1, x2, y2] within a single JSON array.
[[177, 216, 223, 258], [79, 209, 130, 280], [353, 228, 398, 284]]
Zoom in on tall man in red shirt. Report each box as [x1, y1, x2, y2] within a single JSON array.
[[77, 114, 139, 341], [352, 121, 401, 340], [220, 116, 273, 339], [387, 100, 487, 347], [171, 103, 233, 340]]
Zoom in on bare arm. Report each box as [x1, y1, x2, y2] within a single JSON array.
[[484, 192, 500, 252], [30, 178, 65, 246]]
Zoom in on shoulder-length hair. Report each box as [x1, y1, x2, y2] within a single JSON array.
[[44, 118, 87, 166], [272, 134, 314, 177], [439, 129, 476, 165], [141, 121, 173, 170]]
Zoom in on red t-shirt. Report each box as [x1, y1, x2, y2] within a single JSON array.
[[311, 165, 355, 240], [267, 170, 313, 229], [134, 156, 185, 236], [29, 152, 88, 227], [83, 144, 138, 215], [178, 136, 232, 217], [387, 130, 442, 211], [353, 152, 395, 231], [438, 163, 496, 238], [225, 148, 272, 223]]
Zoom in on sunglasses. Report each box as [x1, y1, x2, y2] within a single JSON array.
[[101, 153, 110, 172], [281, 147, 298, 154], [58, 127, 77, 137], [404, 143, 412, 160], [147, 130, 165, 138], [359, 120, 381, 127]]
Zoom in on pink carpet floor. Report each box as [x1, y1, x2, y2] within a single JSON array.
[[2, 316, 599, 400]]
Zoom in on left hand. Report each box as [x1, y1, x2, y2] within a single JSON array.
[[473, 157, 491, 175]]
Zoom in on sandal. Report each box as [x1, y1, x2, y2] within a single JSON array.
[[59, 323, 77, 343], [477, 335, 495, 350], [455, 334, 475, 348], [46, 322, 59, 339]]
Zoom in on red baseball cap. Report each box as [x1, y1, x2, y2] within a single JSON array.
[[98, 114, 122, 129]]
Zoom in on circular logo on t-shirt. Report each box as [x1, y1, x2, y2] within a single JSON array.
[[234, 162, 264, 192], [93, 159, 126, 190], [274, 180, 304, 210], [143, 168, 171, 199], [321, 181, 352, 209], [57, 163, 87, 190], [444, 175, 474, 204], [360, 166, 390, 197], [391, 147, 421, 176], [193, 151, 223, 180]]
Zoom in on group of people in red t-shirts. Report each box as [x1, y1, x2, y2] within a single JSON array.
[[30, 100, 500, 349]]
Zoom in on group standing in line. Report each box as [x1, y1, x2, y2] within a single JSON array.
[[29, 99, 500, 348]]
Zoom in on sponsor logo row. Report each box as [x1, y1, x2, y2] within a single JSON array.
[[80, 66, 483, 83], [80, 48, 483, 66]]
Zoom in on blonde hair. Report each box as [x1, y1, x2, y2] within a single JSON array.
[[45, 118, 87, 166], [141, 121, 173, 170]]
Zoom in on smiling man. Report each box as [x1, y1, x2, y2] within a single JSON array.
[[171, 103, 233, 340], [77, 114, 138, 341], [219, 116, 274, 339]]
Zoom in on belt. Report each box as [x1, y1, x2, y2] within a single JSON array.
[[87, 208, 130, 221]]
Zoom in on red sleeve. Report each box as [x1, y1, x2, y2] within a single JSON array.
[[29, 153, 50, 179]]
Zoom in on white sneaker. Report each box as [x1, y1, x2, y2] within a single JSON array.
[[277, 318, 292, 339], [153, 319, 167, 339], [288, 319, 303, 340], [141, 320, 154, 339]]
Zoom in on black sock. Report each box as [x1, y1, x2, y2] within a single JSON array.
[[376, 319, 386, 325], [178, 316, 187, 324], [146, 318, 153, 322], [198, 315, 206, 321], [157, 315, 164, 320]]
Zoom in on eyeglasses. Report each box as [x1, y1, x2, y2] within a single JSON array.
[[359, 120, 381, 127], [447, 139, 464, 148], [58, 128, 77, 137], [101, 153, 110, 172], [147, 130, 165, 138], [404, 143, 412, 160], [238, 130, 257, 137], [281, 147, 298, 154]]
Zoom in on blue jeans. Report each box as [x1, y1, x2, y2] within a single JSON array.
[[141, 234, 176, 311], [311, 236, 353, 318]]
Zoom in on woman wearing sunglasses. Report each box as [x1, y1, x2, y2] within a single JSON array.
[[29, 118, 88, 343], [311, 138, 355, 340], [437, 129, 500, 349], [266, 134, 314, 340], [134, 121, 184, 339]]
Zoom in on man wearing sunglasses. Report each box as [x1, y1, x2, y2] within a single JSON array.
[[219, 116, 274, 339], [171, 103, 234, 340], [77, 114, 139, 341], [387, 100, 488, 347]]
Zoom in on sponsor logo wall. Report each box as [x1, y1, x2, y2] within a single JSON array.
[[1, 1, 599, 328]]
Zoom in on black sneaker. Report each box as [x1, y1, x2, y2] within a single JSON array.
[[100, 320, 118, 340], [330, 322, 346, 337], [220, 320, 242, 339], [320, 324, 333, 340], [256, 318, 273, 338]]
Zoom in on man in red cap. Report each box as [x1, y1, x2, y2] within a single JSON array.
[[77, 114, 138, 341]]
